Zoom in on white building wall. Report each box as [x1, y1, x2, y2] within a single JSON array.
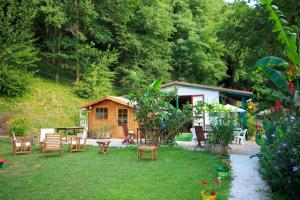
[[162, 86, 220, 127]]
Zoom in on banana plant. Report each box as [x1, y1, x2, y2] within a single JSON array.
[[254, 0, 300, 110]]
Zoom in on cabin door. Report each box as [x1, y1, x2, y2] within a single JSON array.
[[116, 108, 129, 138]]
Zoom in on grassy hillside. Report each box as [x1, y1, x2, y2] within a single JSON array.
[[0, 77, 88, 129]]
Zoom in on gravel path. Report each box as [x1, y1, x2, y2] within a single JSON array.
[[229, 154, 270, 200]]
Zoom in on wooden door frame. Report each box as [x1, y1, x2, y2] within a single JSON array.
[[191, 94, 205, 128]]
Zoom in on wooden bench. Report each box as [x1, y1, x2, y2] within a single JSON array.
[[137, 146, 158, 160]]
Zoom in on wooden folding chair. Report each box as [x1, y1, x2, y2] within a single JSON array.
[[194, 126, 206, 150]]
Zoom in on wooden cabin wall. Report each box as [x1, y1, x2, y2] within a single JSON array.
[[87, 100, 137, 138]]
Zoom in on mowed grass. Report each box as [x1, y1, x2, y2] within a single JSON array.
[[0, 144, 231, 200], [175, 133, 193, 141], [0, 77, 88, 128]]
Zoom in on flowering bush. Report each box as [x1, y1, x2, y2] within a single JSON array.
[[257, 113, 300, 198], [253, 1, 300, 198]]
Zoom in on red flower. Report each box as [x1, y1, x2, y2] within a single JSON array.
[[214, 179, 220, 184], [211, 190, 217, 196], [287, 82, 296, 94], [201, 180, 207, 185], [291, 88, 296, 94], [287, 82, 294, 88]]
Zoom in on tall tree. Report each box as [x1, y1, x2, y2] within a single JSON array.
[[0, 0, 39, 70], [217, 1, 282, 90], [171, 0, 227, 85]]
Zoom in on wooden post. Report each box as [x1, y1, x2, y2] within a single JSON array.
[[242, 96, 247, 129]]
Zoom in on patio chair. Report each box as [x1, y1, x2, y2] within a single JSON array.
[[12, 132, 32, 156], [190, 127, 196, 144], [122, 124, 135, 145], [234, 129, 247, 145], [40, 128, 55, 152], [194, 126, 206, 150], [43, 133, 62, 159], [67, 128, 87, 153]]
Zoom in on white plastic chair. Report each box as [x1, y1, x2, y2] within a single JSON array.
[[234, 129, 247, 145], [190, 128, 196, 144], [40, 128, 55, 151], [40, 128, 55, 143]]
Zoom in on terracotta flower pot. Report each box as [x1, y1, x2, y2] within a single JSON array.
[[200, 190, 217, 200]]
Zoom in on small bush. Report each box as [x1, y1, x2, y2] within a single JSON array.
[[0, 66, 31, 97], [208, 112, 237, 146], [7, 117, 29, 136]]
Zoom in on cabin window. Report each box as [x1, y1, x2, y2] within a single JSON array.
[[118, 109, 128, 125], [96, 108, 108, 120]]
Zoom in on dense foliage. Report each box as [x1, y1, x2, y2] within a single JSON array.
[[128, 79, 193, 144], [254, 0, 300, 198], [1, 0, 291, 98], [0, 1, 38, 97]]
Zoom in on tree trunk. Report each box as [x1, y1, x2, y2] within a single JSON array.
[[75, 69, 80, 83]]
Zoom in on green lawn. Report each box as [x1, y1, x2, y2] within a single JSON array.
[[175, 133, 193, 141], [0, 144, 230, 200]]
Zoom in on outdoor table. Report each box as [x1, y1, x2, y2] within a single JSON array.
[[56, 127, 84, 135], [137, 146, 158, 160], [97, 139, 111, 155]]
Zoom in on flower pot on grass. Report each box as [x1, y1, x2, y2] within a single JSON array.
[[0, 159, 6, 169], [220, 154, 230, 160], [200, 190, 217, 200], [216, 163, 231, 177], [217, 171, 231, 177]]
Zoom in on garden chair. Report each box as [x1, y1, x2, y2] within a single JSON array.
[[194, 126, 206, 150], [43, 133, 62, 159], [190, 127, 196, 144], [234, 129, 247, 145], [122, 124, 135, 145], [67, 128, 87, 153], [12, 132, 32, 156], [39, 128, 55, 152]]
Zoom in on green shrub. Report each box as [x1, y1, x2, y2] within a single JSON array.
[[7, 117, 29, 136], [258, 114, 300, 198], [0, 66, 31, 97], [208, 112, 237, 146], [246, 112, 256, 138]]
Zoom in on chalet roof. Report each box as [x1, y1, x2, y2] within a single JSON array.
[[80, 96, 133, 109], [161, 81, 253, 96]]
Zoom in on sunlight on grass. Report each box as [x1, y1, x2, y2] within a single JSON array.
[[0, 144, 230, 200]]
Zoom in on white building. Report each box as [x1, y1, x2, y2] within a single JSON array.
[[161, 81, 253, 129]]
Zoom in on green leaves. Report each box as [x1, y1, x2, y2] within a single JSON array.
[[254, 56, 288, 92], [260, 0, 300, 66]]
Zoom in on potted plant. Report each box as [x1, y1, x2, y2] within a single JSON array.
[[206, 111, 237, 154], [91, 124, 113, 139], [198, 179, 220, 200], [216, 160, 231, 177]]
